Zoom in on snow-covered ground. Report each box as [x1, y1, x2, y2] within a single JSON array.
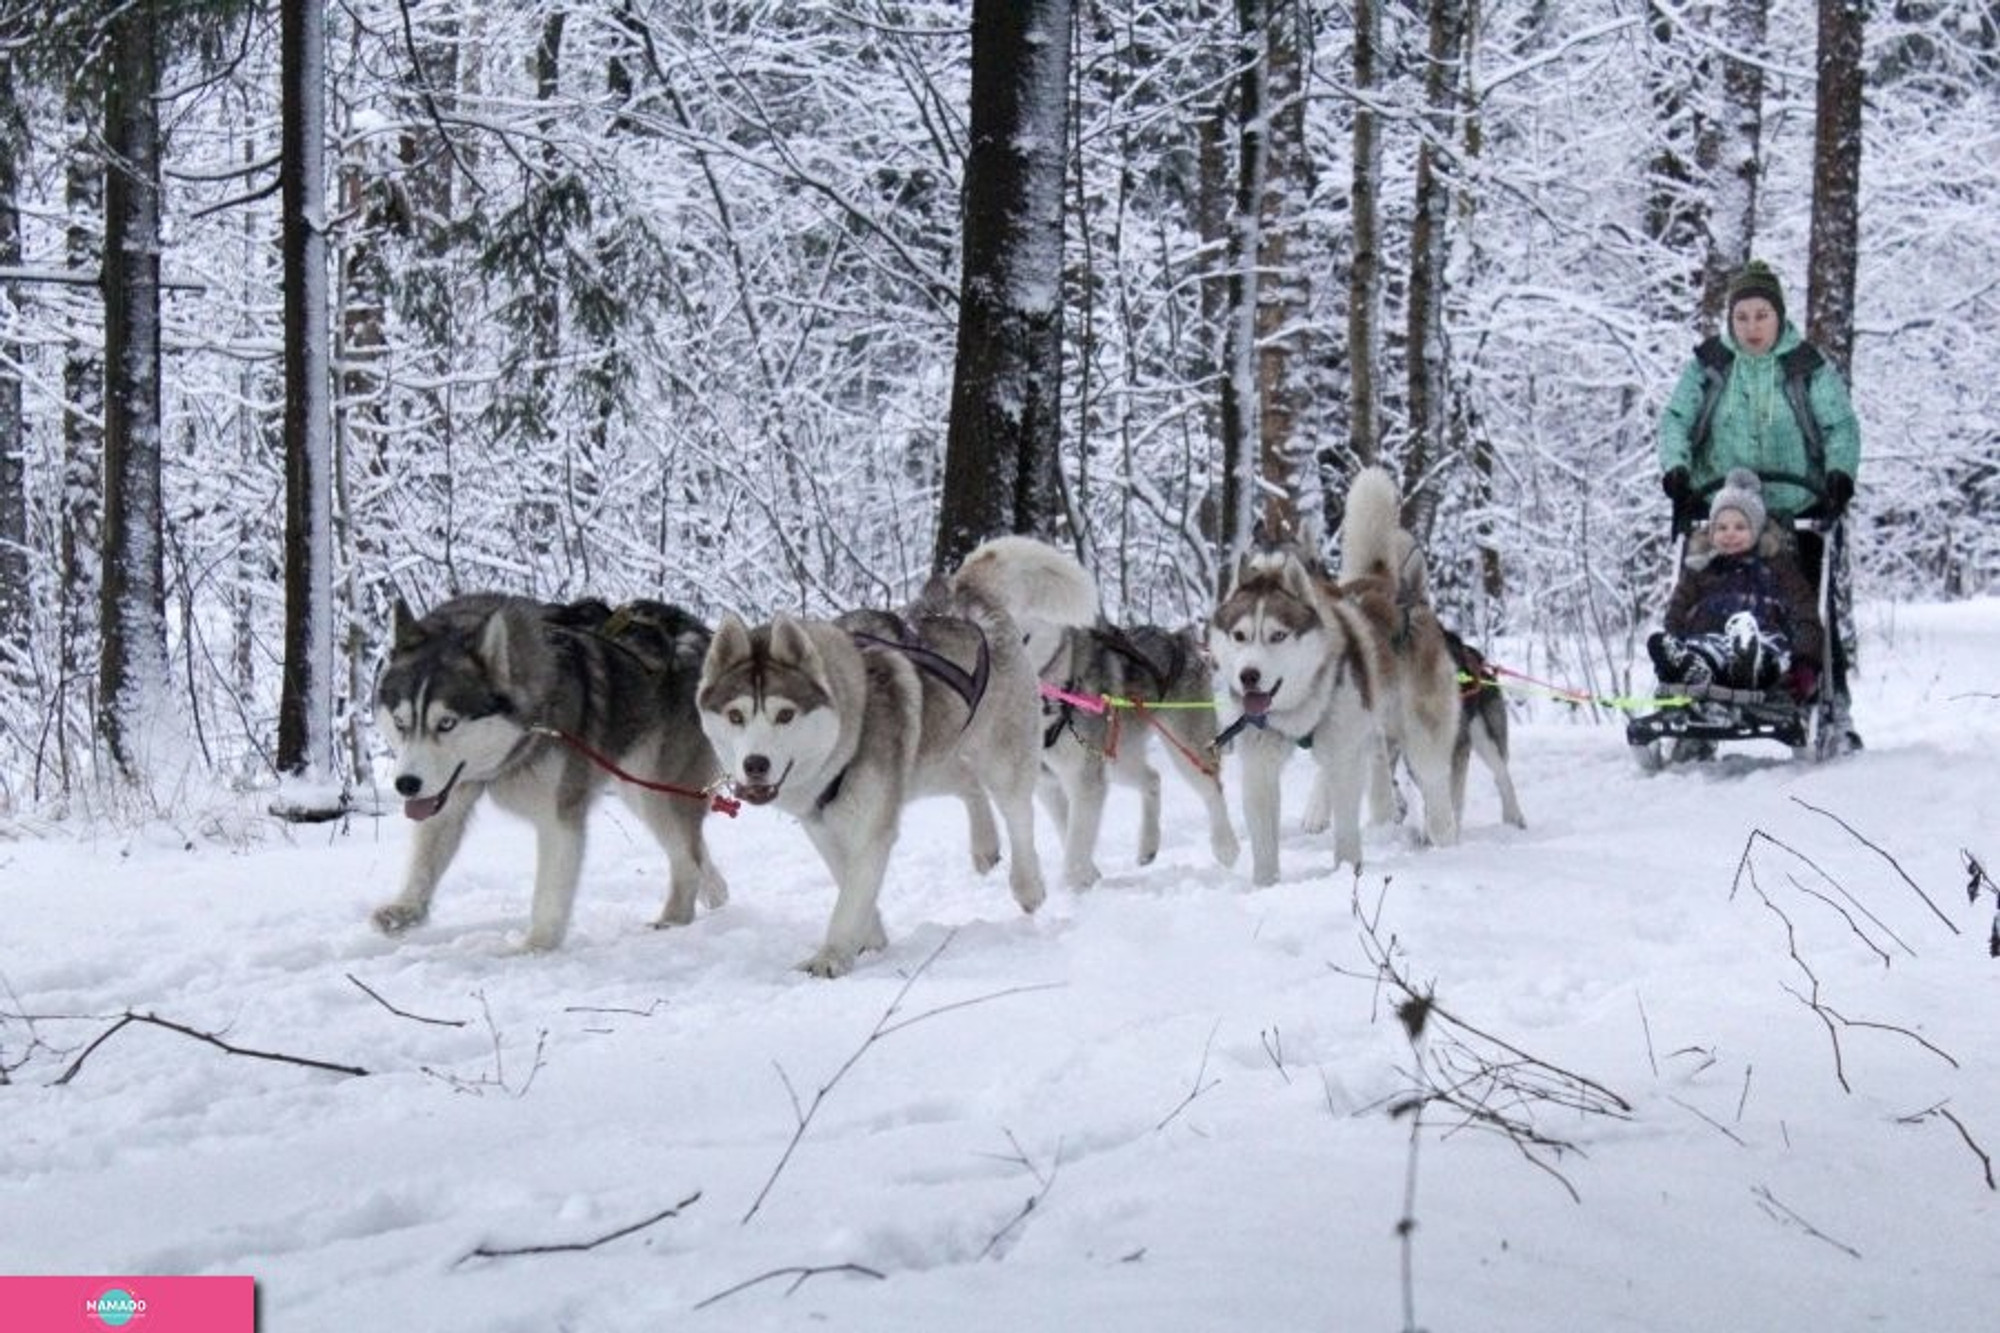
[[4, 599, 1997, 1332]]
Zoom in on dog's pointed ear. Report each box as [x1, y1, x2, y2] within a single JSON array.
[[477, 603, 534, 696], [392, 598, 423, 651], [1279, 554, 1320, 603], [1229, 549, 1251, 593], [704, 614, 751, 682], [770, 614, 832, 692]]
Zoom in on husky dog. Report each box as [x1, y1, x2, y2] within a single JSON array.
[[1210, 467, 1461, 882], [1034, 622, 1240, 887], [1442, 629, 1526, 829], [373, 595, 729, 949], [1298, 631, 1528, 839], [697, 537, 1098, 977]]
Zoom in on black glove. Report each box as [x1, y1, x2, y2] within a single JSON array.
[[1661, 467, 1691, 505], [1824, 470, 1854, 518]]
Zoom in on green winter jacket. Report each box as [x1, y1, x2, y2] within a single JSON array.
[[1657, 322, 1861, 521]]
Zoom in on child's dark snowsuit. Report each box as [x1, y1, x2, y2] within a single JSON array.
[[1650, 524, 1824, 696]]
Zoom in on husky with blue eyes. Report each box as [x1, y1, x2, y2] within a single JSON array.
[[373, 593, 729, 950], [1208, 467, 1463, 884]]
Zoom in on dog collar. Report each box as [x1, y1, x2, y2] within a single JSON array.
[[812, 762, 850, 814], [1213, 711, 1268, 750]]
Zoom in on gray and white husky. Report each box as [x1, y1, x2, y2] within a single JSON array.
[[696, 537, 1097, 977], [373, 594, 729, 949], [1209, 467, 1461, 882], [1032, 622, 1239, 887]]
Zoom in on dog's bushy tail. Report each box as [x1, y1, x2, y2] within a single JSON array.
[[1341, 466, 1415, 589], [951, 535, 1099, 634]]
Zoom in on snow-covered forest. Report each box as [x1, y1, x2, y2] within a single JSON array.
[[0, 0, 1996, 808]]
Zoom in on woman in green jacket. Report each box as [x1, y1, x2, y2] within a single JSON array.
[[1655, 259, 1864, 756], [1656, 260, 1861, 523]]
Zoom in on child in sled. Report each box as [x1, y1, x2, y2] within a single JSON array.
[[1647, 468, 1824, 716]]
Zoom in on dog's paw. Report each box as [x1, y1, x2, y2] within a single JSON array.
[[1211, 828, 1242, 868], [699, 867, 730, 909], [1064, 861, 1102, 890], [371, 903, 426, 936], [970, 847, 1001, 875], [799, 946, 857, 979]]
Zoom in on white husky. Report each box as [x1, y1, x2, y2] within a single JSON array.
[[1209, 468, 1462, 881], [697, 537, 1098, 976]]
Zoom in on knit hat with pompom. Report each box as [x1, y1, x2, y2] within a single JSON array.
[[1710, 467, 1768, 535], [1726, 260, 1786, 326]]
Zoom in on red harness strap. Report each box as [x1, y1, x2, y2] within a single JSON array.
[[531, 726, 741, 816]]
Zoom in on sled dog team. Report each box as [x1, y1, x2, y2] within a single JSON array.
[[375, 468, 1524, 977]]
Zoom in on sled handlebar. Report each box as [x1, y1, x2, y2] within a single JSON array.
[[1671, 469, 1839, 537]]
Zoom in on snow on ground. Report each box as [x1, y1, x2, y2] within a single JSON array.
[[3, 600, 1997, 1332]]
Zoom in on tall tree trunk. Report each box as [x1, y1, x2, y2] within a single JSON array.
[[1458, 0, 1503, 603], [0, 53, 25, 650], [1807, 0, 1864, 381], [1217, 0, 1267, 585], [1403, 0, 1466, 543], [1253, 3, 1318, 546], [1701, 0, 1768, 323], [58, 99, 103, 789], [276, 0, 339, 798], [1644, 1, 1707, 325], [97, 0, 172, 777], [934, 0, 1075, 572], [1347, 0, 1383, 471]]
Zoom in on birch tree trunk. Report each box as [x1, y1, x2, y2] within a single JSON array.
[[97, 0, 173, 778], [1216, 0, 1267, 584], [276, 0, 338, 799], [0, 53, 25, 649], [1252, 3, 1318, 546], [935, 0, 1074, 571], [1807, 0, 1864, 381]]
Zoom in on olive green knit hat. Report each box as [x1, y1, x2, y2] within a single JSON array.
[[1726, 260, 1786, 325]]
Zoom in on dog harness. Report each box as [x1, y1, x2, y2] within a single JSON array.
[[848, 613, 992, 727]]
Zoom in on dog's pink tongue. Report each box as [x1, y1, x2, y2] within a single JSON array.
[[404, 791, 447, 821], [1242, 690, 1275, 716]]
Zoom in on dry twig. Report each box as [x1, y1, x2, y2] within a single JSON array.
[[1155, 1018, 1224, 1132], [1750, 1184, 1861, 1258], [741, 929, 1062, 1224], [694, 1263, 886, 1311], [979, 1130, 1063, 1260], [347, 973, 468, 1027], [419, 991, 546, 1098], [1897, 1102, 1997, 1191], [1790, 797, 1957, 934], [459, 1191, 702, 1264], [53, 1011, 368, 1085]]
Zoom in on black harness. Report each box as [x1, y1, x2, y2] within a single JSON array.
[[813, 614, 991, 815], [848, 612, 992, 727]]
